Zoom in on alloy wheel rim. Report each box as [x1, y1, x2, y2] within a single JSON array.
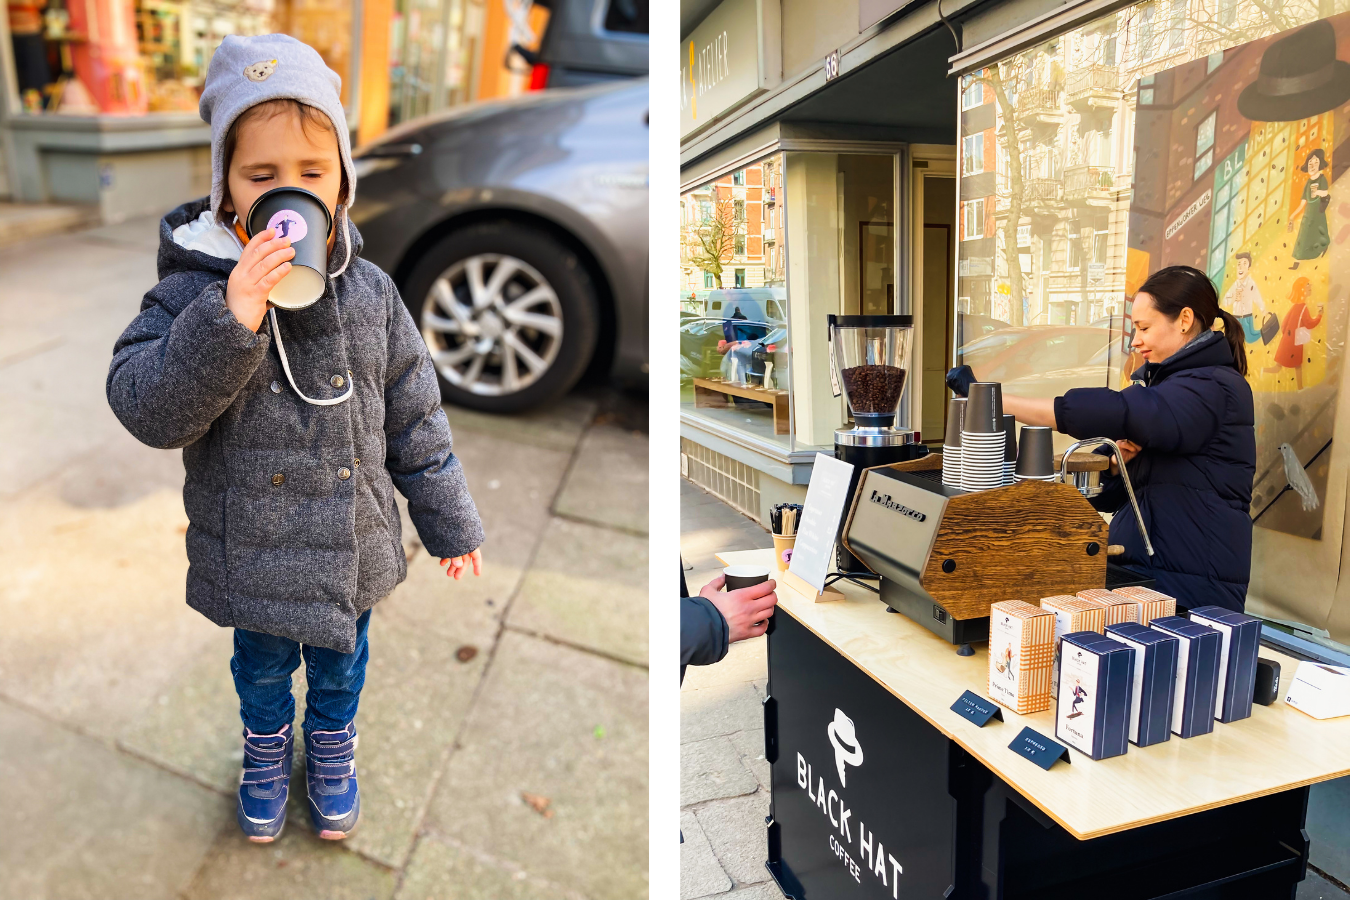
[[420, 253, 564, 396]]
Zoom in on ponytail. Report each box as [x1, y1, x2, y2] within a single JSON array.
[[1136, 265, 1248, 376]]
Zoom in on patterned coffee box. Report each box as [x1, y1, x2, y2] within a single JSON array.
[[1106, 622, 1178, 747], [1189, 606, 1261, 724], [1077, 588, 1140, 626], [1112, 585, 1177, 625], [1055, 631, 1134, 760], [1040, 595, 1107, 695], [1149, 616, 1221, 738], [987, 600, 1056, 715]]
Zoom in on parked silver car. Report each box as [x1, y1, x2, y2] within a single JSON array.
[[350, 79, 649, 412]]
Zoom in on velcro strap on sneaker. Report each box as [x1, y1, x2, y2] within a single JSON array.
[[241, 763, 287, 785], [308, 759, 355, 779], [307, 738, 356, 760], [244, 743, 291, 764]]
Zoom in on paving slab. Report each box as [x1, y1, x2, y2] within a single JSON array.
[[553, 423, 649, 534], [1299, 869, 1350, 900], [727, 728, 771, 792], [681, 682, 765, 742], [693, 793, 773, 887], [681, 810, 733, 900], [442, 393, 598, 453], [703, 884, 786, 900], [182, 791, 397, 900], [0, 700, 228, 900], [394, 832, 585, 900], [1310, 775, 1350, 886], [682, 736, 760, 806], [425, 631, 648, 900], [508, 516, 649, 665], [681, 636, 768, 691]]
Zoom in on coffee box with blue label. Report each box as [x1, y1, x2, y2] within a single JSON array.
[[1188, 606, 1260, 724], [1055, 631, 1134, 760], [1149, 616, 1221, 738], [1105, 622, 1178, 747]]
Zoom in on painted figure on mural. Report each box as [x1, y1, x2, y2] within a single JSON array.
[[1288, 149, 1332, 270], [1263, 277, 1325, 390], [1222, 252, 1267, 344]]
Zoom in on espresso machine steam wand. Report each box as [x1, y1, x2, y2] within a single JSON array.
[[1058, 437, 1154, 557]]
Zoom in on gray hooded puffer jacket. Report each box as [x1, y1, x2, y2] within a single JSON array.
[[107, 198, 484, 653]]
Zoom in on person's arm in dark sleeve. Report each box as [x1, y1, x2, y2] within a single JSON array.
[[1054, 374, 1222, 455], [682, 595, 729, 680]]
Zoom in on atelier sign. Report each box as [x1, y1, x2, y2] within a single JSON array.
[[680, 0, 782, 140]]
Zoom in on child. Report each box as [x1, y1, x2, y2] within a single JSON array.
[[106, 34, 484, 843]]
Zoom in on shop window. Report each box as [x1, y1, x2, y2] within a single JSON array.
[[963, 134, 984, 175], [963, 199, 985, 240], [602, 0, 647, 35], [734, 269, 746, 288]]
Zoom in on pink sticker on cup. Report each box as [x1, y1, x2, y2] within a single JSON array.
[[267, 209, 308, 243]]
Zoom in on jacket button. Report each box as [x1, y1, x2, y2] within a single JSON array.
[[338, 467, 351, 480], [270, 381, 281, 393], [272, 473, 285, 486], [353, 457, 361, 467], [331, 374, 345, 388]]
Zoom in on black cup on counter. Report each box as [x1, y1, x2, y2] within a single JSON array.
[[1015, 426, 1056, 479], [1002, 414, 1017, 462], [944, 397, 967, 447], [965, 382, 1003, 434], [724, 565, 772, 591], [245, 186, 333, 311]]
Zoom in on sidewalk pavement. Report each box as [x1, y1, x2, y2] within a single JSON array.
[[0, 214, 648, 900], [678, 479, 1350, 900]]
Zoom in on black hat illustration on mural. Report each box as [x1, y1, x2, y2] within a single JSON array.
[[1238, 20, 1350, 122]]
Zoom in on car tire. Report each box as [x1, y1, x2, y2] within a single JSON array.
[[402, 221, 600, 413]]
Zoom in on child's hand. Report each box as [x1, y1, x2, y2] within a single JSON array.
[[226, 228, 295, 332], [440, 548, 483, 580]]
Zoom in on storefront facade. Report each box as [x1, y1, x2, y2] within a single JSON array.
[[0, 0, 546, 219], [681, 0, 1350, 644]]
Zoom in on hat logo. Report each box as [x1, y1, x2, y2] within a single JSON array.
[[826, 708, 864, 787], [267, 209, 307, 243], [1237, 20, 1350, 122], [244, 59, 279, 82]]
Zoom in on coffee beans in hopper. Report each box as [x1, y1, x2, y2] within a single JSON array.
[[841, 365, 907, 413]]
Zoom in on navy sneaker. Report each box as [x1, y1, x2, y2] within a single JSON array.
[[304, 722, 360, 839], [236, 724, 294, 842]]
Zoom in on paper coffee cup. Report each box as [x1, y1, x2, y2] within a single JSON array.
[[245, 186, 334, 311], [724, 565, 771, 591]]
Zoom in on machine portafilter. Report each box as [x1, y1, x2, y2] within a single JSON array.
[[1058, 437, 1154, 557]]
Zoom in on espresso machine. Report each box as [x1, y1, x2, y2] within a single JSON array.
[[829, 315, 928, 573]]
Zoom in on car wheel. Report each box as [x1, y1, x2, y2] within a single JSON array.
[[402, 221, 600, 413]]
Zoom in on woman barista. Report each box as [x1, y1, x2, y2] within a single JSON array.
[[948, 266, 1256, 612]]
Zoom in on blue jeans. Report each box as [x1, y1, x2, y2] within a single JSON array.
[[230, 610, 370, 735]]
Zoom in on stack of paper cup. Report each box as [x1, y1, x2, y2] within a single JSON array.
[[942, 398, 966, 487], [961, 383, 1005, 492], [1002, 415, 1017, 486], [1014, 426, 1056, 482]]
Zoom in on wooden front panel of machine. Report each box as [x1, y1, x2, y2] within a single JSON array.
[[921, 480, 1109, 620]]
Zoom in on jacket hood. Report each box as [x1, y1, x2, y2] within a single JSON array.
[[157, 197, 363, 282], [1132, 329, 1237, 386]]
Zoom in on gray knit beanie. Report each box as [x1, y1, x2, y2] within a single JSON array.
[[199, 33, 356, 221]]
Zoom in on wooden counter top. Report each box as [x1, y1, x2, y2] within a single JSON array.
[[718, 547, 1350, 840]]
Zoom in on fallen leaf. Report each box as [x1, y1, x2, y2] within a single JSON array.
[[521, 792, 554, 818], [455, 645, 479, 663]]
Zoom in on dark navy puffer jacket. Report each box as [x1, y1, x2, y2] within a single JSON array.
[[1054, 331, 1255, 612], [107, 199, 484, 652]]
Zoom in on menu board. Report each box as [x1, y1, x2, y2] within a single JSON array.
[[787, 454, 855, 594]]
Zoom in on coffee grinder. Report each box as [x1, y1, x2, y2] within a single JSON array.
[[829, 315, 927, 573]]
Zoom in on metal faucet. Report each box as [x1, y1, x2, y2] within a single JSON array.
[[1059, 437, 1154, 557]]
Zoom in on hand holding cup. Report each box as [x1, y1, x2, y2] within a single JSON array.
[[226, 227, 294, 332]]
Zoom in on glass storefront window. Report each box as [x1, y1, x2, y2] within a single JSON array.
[[7, 0, 355, 115]]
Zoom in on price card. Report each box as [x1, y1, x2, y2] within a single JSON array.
[[786, 453, 855, 597], [1009, 727, 1071, 771], [951, 690, 1003, 727]]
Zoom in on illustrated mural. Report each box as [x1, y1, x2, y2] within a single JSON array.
[[1127, 17, 1350, 541]]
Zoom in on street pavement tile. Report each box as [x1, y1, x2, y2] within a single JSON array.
[[1309, 775, 1350, 886], [1298, 869, 1350, 900], [0, 485, 226, 743], [425, 632, 647, 900], [681, 682, 765, 742], [442, 394, 598, 453], [680, 810, 733, 899], [0, 700, 228, 900], [727, 729, 771, 792], [552, 423, 649, 534], [681, 736, 759, 806], [508, 516, 648, 665], [681, 636, 768, 691], [393, 832, 585, 900], [693, 793, 773, 886], [344, 609, 490, 867], [182, 793, 397, 900], [709, 884, 787, 900]]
